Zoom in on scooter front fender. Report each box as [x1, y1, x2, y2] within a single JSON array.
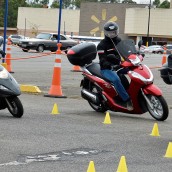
[[142, 84, 162, 96]]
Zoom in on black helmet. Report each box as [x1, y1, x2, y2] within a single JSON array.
[[104, 21, 119, 38]]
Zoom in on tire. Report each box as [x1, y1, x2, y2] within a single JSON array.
[[37, 45, 44, 52], [162, 77, 172, 85], [22, 49, 29, 52], [0, 98, 7, 110], [146, 95, 168, 121], [6, 96, 24, 118], [88, 83, 107, 112]]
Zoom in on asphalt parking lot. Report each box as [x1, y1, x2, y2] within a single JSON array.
[[0, 46, 172, 172]]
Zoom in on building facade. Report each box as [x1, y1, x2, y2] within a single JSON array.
[[79, 2, 145, 39], [17, 7, 80, 38], [125, 8, 172, 45], [16, 2, 172, 45]]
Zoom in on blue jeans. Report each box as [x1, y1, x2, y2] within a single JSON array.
[[101, 69, 129, 102]]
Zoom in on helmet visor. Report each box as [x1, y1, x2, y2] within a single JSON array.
[[104, 30, 119, 38]]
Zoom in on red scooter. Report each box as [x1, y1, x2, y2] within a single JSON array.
[[67, 39, 169, 121]]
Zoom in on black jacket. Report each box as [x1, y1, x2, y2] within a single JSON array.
[[97, 36, 121, 70]]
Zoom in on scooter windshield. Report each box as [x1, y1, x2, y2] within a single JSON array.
[[116, 39, 137, 61]]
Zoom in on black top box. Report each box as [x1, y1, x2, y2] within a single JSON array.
[[67, 42, 97, 66]]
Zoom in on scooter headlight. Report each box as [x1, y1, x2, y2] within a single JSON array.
[[0, 68, 8, 79]]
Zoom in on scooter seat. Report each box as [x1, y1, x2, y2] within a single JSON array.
[[86, 62, 110, 82], [86, 62, 102, 77]]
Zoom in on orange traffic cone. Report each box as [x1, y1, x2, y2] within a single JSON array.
[[44, 43, 66, 98], [162, 47, 167, 65], [71, 65, 81, 72], [6, 38, 14, 73]]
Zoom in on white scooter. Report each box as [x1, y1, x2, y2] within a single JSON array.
[[0, 50, 23, 118]]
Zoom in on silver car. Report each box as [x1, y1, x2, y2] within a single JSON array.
[[144, 45, 164, 54], [8, 35, 24, 45], [19, 33, 78, 52]]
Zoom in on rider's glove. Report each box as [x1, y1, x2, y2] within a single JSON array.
[[112, 65, 120, 71], [136, 50, 145, 58], [107, 54, 120, 65]]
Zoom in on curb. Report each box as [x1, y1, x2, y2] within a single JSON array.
[[20, 84, 42, 94]]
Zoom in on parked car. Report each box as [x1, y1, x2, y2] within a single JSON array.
[[143, 45, 164, 54], [8, 35, 25, 45], [163, 44, 172, 54], [18, 33, 78, 52]]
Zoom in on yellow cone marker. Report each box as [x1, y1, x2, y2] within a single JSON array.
[[164, 142, 172, 158], [116, 156, 128, 172], [87, 161, 96, 172], [51, 103, 59, 115], [150, 123, 160, 136], [103, 111, 111, 124]]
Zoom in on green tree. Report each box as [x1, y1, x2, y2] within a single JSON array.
[[51, 0, 99, 9], [153, 0, 160, 7], [0, 1, 5, 27], [28, 0, 46, 7], [0, 0, 29, 27], [159, 0, 170, 8], [51, 0, 60, 8], [122, 0, 136, 4], [0, 0, 50, 28], [74, 0, 81, 8], [76, 0, 98, 8], [40, 0, 49, 5], [99, 0, 118, 2], [51, 0, 71, 9]]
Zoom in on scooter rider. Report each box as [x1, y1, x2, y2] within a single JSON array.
[[97, 21, 133, 110]]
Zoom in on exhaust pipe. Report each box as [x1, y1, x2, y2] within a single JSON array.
[[81, 89, 100, 105]]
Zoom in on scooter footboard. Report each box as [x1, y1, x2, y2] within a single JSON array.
[[142, 84, 162, 96]]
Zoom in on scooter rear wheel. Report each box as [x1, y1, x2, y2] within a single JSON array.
[[6, 96, 24, 118], [146, 95, 168, 121], [88, 84, 107, 113], [162, 77, 172, 85]]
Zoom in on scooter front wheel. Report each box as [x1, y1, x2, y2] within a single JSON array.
[[146, 95, 168, 121], [5, 96, 24, 118]]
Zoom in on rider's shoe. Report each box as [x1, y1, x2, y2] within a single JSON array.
[[126, 100, 133, 111], [115, 98, 133, 111], [115, 99, 127, 107]]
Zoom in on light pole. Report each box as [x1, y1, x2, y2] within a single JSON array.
[[57, 0, 62, 43], [3, 0, 8, 63], [146, 0, 151, 47]]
